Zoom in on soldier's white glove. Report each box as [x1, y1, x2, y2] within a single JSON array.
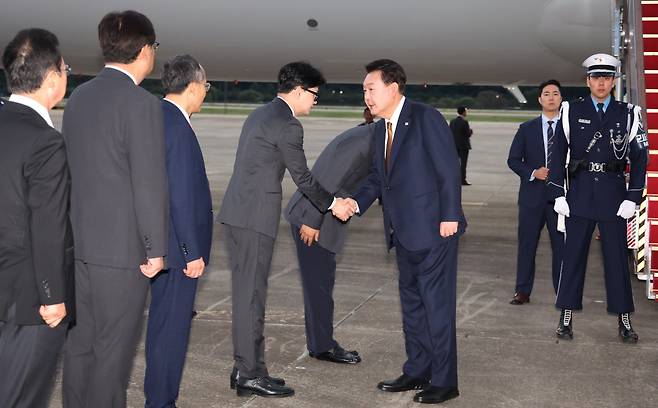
[[616, 200, 636, 219], [554, 197, 570, 217]]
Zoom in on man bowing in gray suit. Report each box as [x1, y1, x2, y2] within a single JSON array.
[[284, 123, 375, 365], [219, 61, 355, 398]]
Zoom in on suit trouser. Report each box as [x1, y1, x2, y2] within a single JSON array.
[[0, 304, 67, 408], [290, 224, 339, 354], [224, 224, 275, 378], [457, 149, 469, 182], [395, 234, 459, 387], [144, 268, 198, 408], [63, 260, 149, 408], [556, 215, 634, 314], [514, 201, 563, 296]]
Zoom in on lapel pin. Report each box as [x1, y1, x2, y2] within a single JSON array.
[[404, 122, 409, 126]]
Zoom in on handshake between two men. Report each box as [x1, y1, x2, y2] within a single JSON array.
[[331, 197, 359, 222]]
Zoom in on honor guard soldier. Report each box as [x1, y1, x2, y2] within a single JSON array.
[[547, 53, 647, 343]]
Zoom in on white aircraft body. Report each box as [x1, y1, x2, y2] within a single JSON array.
[[0, 0, 611, 85]]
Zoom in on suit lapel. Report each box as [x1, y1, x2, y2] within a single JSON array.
[[533, 116, 545, 161], [388, 99, 412, 179], [374, 119, 386, 178]]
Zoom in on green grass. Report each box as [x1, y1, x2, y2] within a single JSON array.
[[200, 106, 535, 123]]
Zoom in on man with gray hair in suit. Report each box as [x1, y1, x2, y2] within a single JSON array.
[[144, 54, 213, 408], [219, 61, 356, 398], [61, 10, 167, 408]]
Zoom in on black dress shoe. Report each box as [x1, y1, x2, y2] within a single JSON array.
[[510, 292, 530, 305], [461, 181, 471, 186], [230, 367, 285, 390], [413, 386, 460, 404], [377, 373, 429, 392], [555, 309, 573, 340], [235, 376, 294, 398], [618, 313, 639, 344], [309, 345, 361, 364]]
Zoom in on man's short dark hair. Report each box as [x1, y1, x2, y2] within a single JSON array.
[[538, 79, 562, 94], [277, 62, 326, 93], [98, 10, 155, 64], [161, 54, 205, 95], [2, 28, 62, 94], [457, 106, 467, 115], [365, 59, 407, 94]]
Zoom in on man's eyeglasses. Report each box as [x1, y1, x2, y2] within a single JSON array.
[[203, 82, 211, 92], [303, 87, 319, 101], [150, 41, 160, 51], [61, 64, 72, 76]]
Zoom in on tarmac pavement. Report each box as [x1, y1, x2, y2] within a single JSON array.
[[48, 111, 658, 408]]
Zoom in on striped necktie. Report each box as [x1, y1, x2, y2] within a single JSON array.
[[546, 120, 554, 167]]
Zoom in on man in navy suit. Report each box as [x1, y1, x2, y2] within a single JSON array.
[[507, 79, 564, 305], [347, 59, 465, 405], [143, 55, 213, 408]]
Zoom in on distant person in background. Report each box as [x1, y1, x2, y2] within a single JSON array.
[[359, 106, 374, 125], [507, 79, 564, 306], [449, 106, 473, 185], [143, 54, 213, 408], [0, 28, 73, 408]]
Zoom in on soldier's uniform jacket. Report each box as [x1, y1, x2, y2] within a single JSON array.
[[547, 96, 648, 220]]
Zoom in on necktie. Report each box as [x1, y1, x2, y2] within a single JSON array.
[[597, 102, 604, 121], [546, 120, 554, 167], [385, 121, 393, 172]]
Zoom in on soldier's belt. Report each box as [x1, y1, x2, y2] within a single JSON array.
[[569, 160, 625, 175]]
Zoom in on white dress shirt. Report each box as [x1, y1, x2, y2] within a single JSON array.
[[9, 94, 54, 128]]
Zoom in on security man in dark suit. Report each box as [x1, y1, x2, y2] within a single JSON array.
[[507, 79, 564, 305], [449, 106, 473, 185], [62, 11, 168, 407], [0, 28, 73, 408], [548, 53, 647, 343], [143, 55, 213, 408], [284, 124, 375, 365]]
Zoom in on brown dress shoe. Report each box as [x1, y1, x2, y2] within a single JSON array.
[[509, 292, 530, 305]]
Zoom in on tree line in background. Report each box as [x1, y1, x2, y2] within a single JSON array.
[[0, 70, 587, 110]]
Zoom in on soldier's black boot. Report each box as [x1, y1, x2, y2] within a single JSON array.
[[555, 309, 573, 340], [618, 313, 639, 344]]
